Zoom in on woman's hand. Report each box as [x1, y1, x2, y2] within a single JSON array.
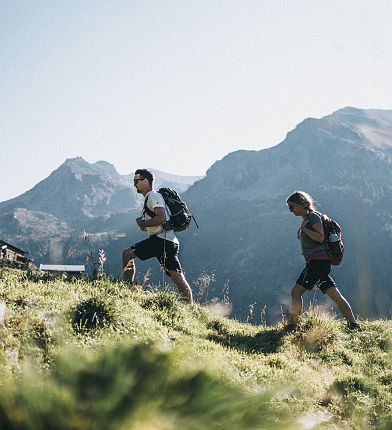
[[301, 221, 325, 242], [300, 220, 309, 231]]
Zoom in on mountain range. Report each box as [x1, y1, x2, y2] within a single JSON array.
[[2, 107, 392, 321], [181, 107, 392, 320], [0, 159, 202, 269]]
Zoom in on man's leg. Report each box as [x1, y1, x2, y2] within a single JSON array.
[[122, 248, 138, 284], [325, 286, 356, 323], [160, 240, 193, 304], [290, 284, 307, 324], [168, 269, 193, 304]]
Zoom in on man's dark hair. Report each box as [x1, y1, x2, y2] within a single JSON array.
[[135, 168, 154, 186]]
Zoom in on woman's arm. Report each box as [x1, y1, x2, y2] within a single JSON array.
[[301, 220, 325, 242]]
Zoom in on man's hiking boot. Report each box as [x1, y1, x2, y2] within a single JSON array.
[[346, 322, 363, 332]]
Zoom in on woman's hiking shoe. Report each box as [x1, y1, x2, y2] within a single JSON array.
[[347, 322, 363, 332], [283, 322, 298, 332]]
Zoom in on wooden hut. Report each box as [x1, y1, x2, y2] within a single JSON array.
[[0, 240, 28, 263]]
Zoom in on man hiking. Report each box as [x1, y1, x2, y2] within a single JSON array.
[[122, 169, 193, 303]]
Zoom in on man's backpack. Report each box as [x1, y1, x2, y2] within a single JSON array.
[[143, 188, 198, 232], [321, 214, 344, 266]]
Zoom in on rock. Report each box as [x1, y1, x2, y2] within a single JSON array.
[[0, 301, 6, 325]]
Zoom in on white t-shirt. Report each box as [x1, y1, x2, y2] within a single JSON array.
[[143, 191, 179, 244]]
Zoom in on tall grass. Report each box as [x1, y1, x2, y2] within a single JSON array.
[[0, 342, 297, 430], [0, 265, 391, 429]]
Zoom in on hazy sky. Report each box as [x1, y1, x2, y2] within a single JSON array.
[[1, 0, 392, 201]]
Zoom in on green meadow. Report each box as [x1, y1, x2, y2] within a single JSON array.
[[0, 264, 391, 430]]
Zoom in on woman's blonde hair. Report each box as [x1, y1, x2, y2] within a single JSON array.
[[286, 191, 316, 211]]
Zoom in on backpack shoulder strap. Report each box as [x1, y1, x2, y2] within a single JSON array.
[[143, 192, 156, 218], [311, 210, 323, 219]]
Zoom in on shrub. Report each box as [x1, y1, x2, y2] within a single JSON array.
[[291, 311, 338, 353], [70, 296, 115, 334], [31, 317, 53, 364], [333, 374, 378, 397], [207, 318, 230, 335], [141, 290, 184, 329]]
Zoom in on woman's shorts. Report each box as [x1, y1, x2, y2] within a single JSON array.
[[131, 235, 182, 275], [296, 260, 336, 293]]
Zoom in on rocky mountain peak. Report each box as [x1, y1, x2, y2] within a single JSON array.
[[0, 157, 202, 231], [62, 156, 89, 171], [94, 160, 119, 176], [59, 157, 123, 181], [321, 107, 392, 153], [275, 107, 392, 158]]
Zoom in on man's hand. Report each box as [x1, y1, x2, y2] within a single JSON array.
[[136, 217, 147, 231], [136, 208, 165, 231]]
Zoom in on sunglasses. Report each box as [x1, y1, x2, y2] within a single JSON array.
[[288, 203, 295, 212], [133, 178, 144, 185]]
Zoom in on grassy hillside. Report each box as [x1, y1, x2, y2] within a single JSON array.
[[0, 264, 391, 430]]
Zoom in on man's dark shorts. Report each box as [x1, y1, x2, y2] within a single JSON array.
[[131, 235, 182, 275], [296, 260, 336, 293]]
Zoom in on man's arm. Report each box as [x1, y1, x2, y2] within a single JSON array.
[[136, 206, 166, 229]]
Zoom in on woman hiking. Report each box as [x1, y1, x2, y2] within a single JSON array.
[[286, 191, 361, 331]]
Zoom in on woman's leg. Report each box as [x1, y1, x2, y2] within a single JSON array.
[[325, 286, 356, 323], [290, 284, 307, 324]]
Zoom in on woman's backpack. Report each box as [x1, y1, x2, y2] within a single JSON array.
[[321, 214, 344, 266]]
